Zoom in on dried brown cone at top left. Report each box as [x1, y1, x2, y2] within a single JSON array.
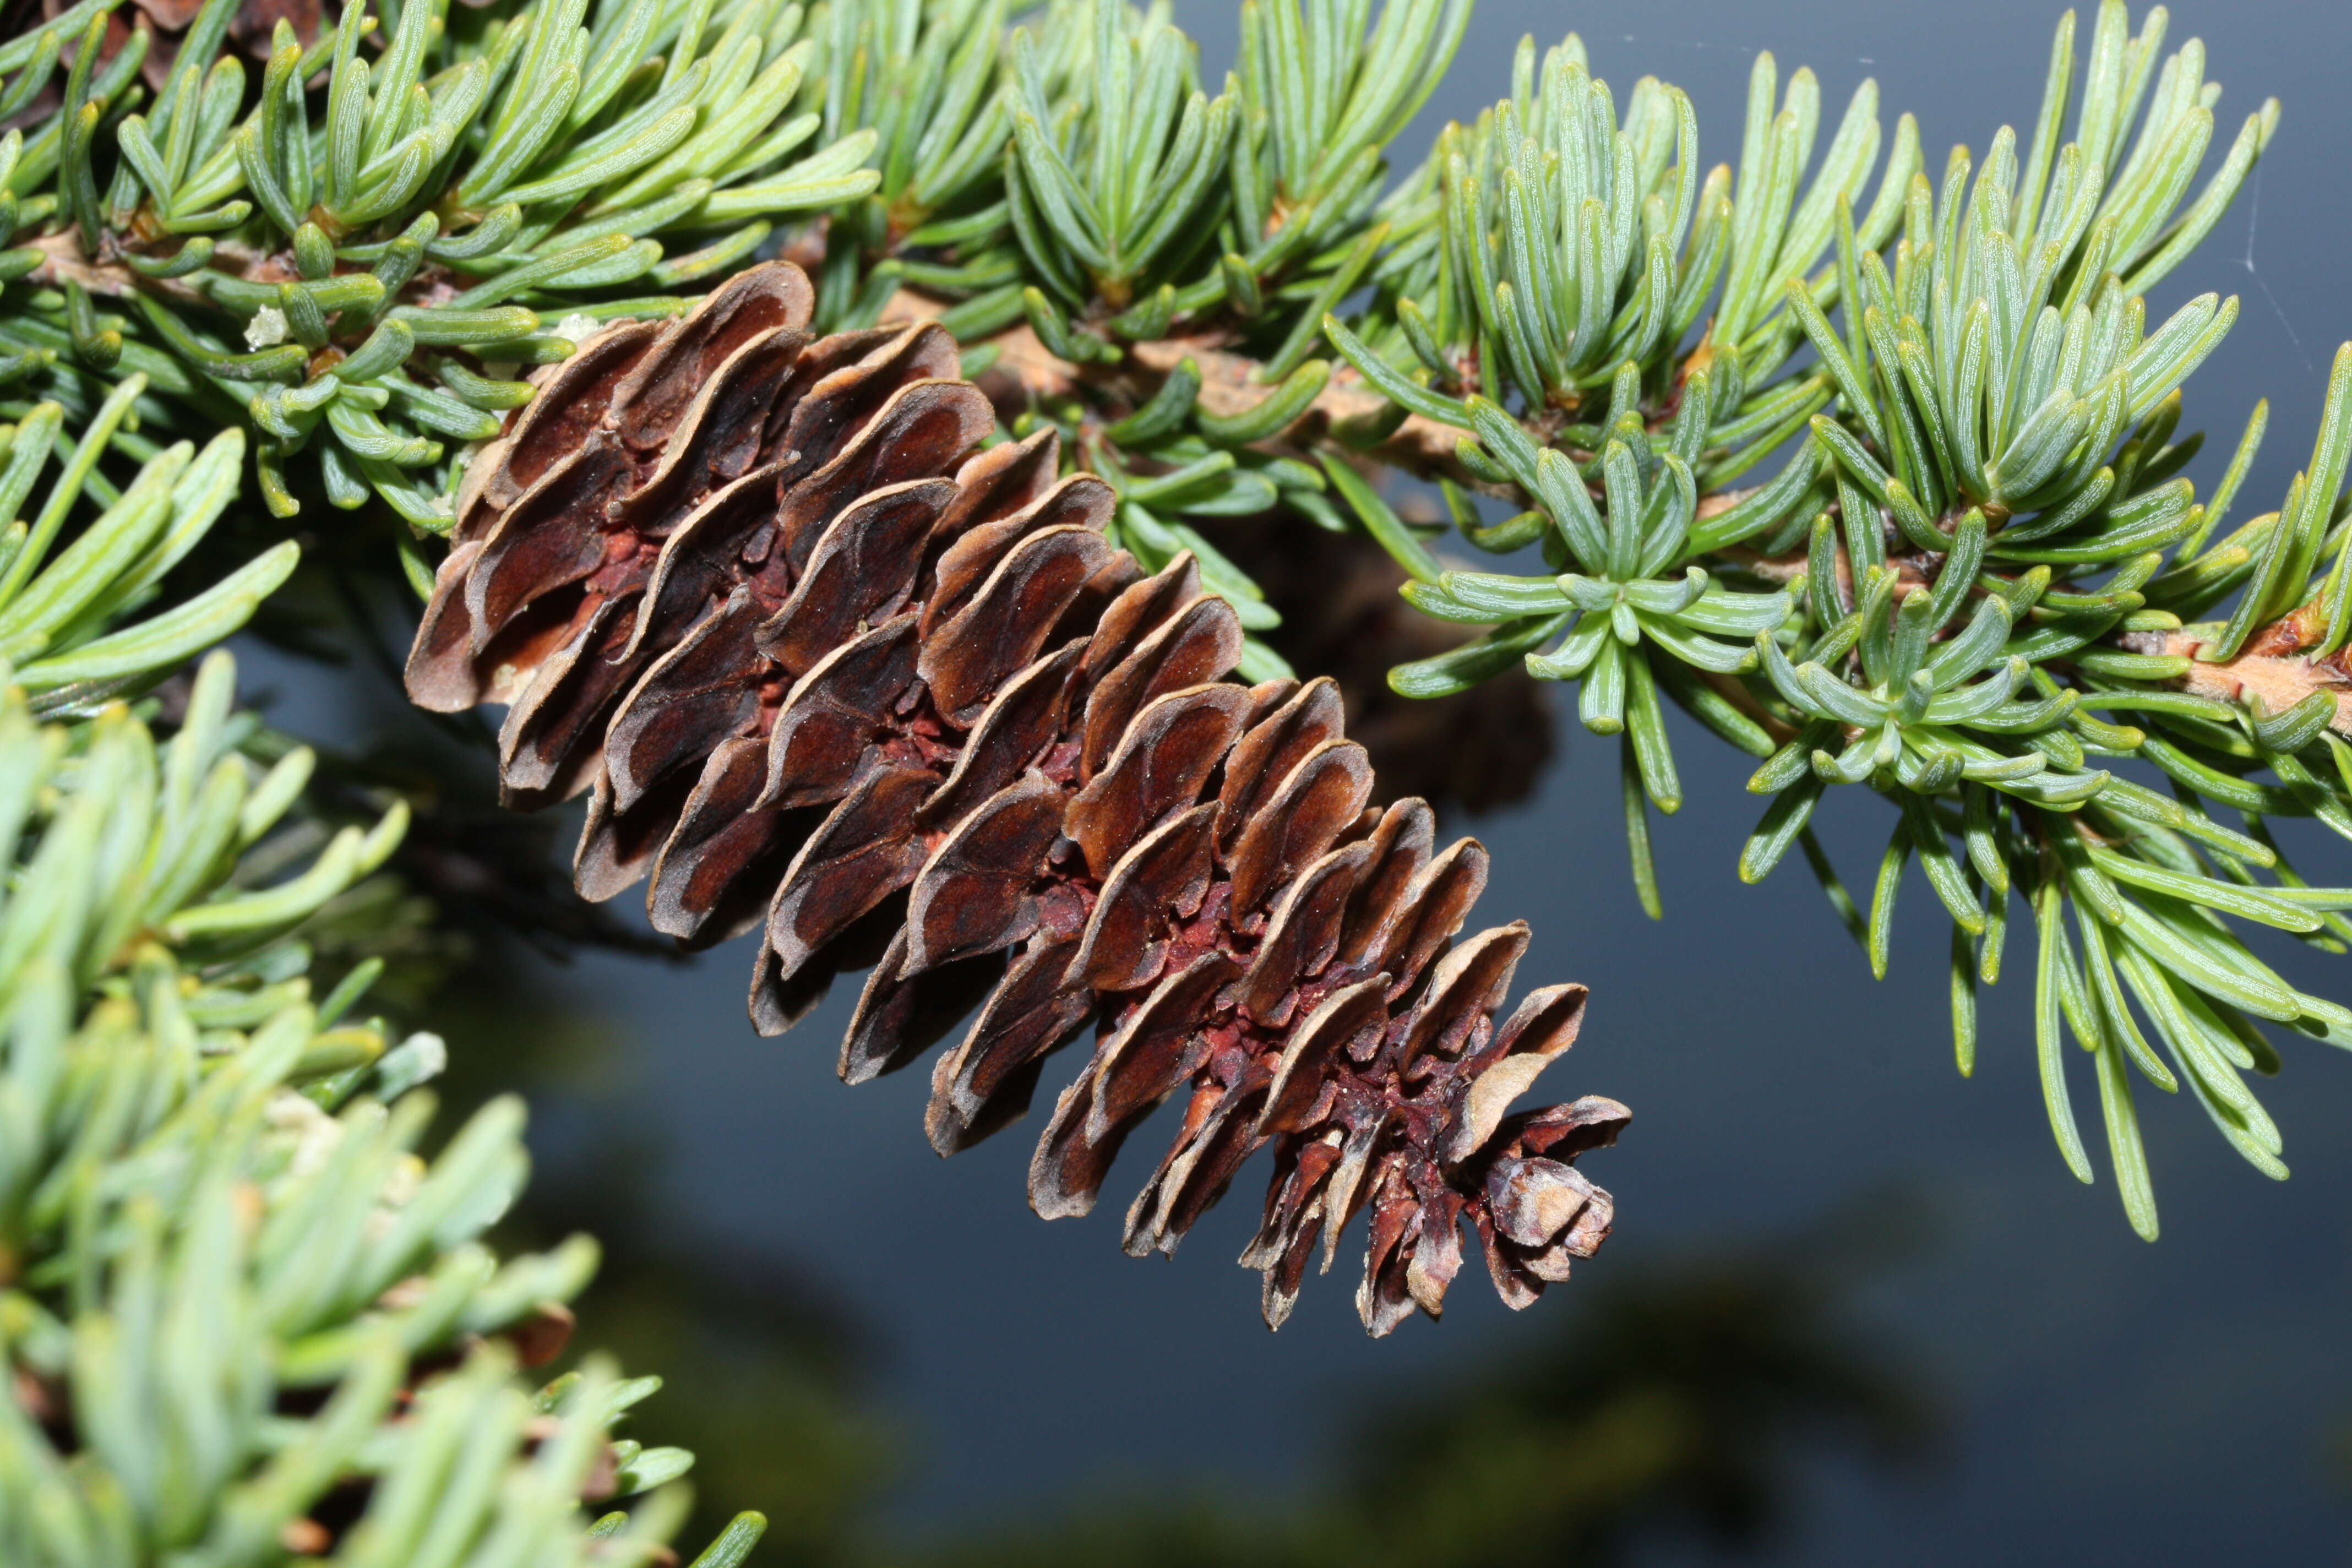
[[405, 260, 1630, 1335]]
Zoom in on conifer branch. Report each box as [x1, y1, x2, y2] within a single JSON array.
[[0, 653, 767, 1564], [880, 285, 1507, 486], [8, 0, 2348, 1248], [13, 8, 2352, 1551]]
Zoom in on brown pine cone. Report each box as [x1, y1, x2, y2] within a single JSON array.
[[406, 261, 1629, 1335]]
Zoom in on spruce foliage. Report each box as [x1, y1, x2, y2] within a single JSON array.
[[5, 0, 2352, 1555], [0, 400, 761, 1559]]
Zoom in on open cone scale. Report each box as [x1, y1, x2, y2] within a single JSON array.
[[406, 262, 1626, 1335]]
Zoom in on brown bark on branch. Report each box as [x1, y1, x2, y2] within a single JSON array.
[[879, 288, 1501, 491], [23, 231, 214, 306], [2130, 616, 2352, 735]]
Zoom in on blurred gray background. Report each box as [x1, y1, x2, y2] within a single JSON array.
[[268, 1, 2352, 1560]]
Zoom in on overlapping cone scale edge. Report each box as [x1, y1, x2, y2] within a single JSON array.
[[404, 259, 1627, 1336]]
